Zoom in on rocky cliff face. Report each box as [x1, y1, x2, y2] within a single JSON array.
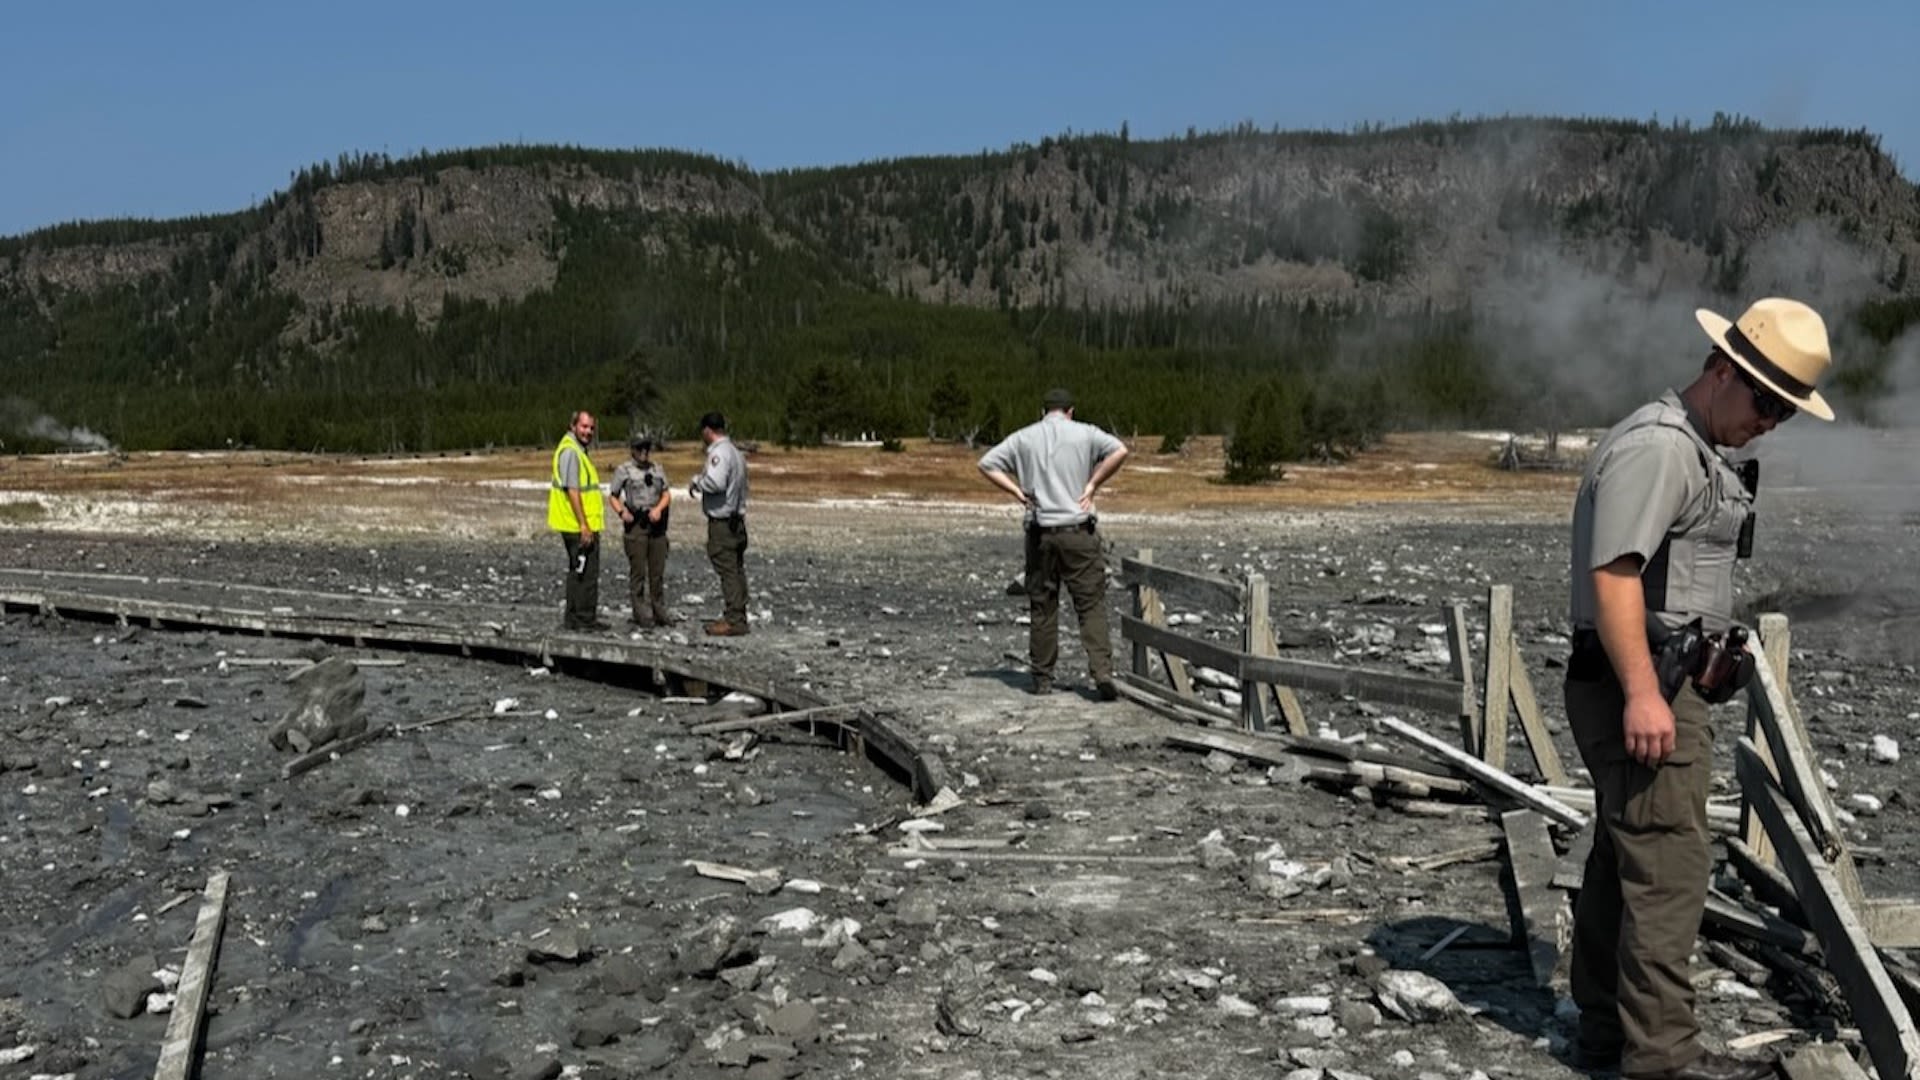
[[4, 121, 1914, 323]]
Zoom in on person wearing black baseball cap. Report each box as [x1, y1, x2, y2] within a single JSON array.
[[609, 435, 674, 627]]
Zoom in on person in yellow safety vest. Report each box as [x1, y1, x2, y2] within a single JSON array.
[[548, 410, 610, 631]]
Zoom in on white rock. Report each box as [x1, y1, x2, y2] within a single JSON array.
[[145, 991, 177, 1014], [1216, 993, 1261, 1018], [1293, 1014, 1338, 1039], [0, 1045, 35, 1066], [394, 804, 411, 818], [1850, 793, 1883, 814], [1713, 978, 1763, 1000], [897, 818, 945, 834], [1028, 968, 1059, 985], [1374, 969, 1464, 1023], [1872, 735, 1900, 763], [1281, 1070, 1322, 1080], [783, 878, 823, 894], [1271, 995, 1332, 1015], [543, 708, 559, 720], [759, 907, 820, 935], [492, 697, 518, 715]]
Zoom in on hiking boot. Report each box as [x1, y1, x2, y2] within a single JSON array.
[[652, 607, 675, 626], [705, 619, 750, 637], [1568, 1039, 1622, 1071], [1030, 675, 1053, 696], [1094, 678, 1119, 702]]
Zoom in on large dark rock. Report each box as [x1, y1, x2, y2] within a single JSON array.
[[673, 914, 751, 978], [101, 953, 159, 1019], [269, 657, 368, 753]]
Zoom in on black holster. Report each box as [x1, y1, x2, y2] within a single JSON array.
[[1651, 617, 1754, 704]]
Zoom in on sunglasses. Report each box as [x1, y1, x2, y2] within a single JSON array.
[[1733, 366, 1796, 422]]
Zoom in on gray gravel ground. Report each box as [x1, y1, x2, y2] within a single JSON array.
[[1, 482, 1917, 1079]]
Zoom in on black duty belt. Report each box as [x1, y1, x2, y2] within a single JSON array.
[[708, 513, 745, 524], [1035, 521, 1095, 534]]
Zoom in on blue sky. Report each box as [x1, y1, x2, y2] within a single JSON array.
[[3, 0, 1915, 237]]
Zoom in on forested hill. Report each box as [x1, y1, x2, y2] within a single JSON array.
[[3, 115, 1918, 456]]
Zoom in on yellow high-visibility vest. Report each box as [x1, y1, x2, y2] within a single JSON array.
[[547, 435, 604, 532]]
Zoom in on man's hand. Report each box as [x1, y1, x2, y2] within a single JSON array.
[[1623, 690, 1676, 766], [581, 527, 597, 548], [1077, 483, 1097, 513], [647, 507, 662, 524]]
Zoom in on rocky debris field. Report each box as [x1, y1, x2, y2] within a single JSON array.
[[2, 485, 1919, 1079]]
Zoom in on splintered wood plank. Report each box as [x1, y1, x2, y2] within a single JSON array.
[[1482, 586, 1514, 770], [153, 871, 231, 1080], [1506, 637, 1568, 786], [1444, 603, 1480, 753], [1741, 613, 1790, 868], [1737, 737, 1920, 1080], [1501, 809, 1564, 987], [1377, 716, 1587, 830], [1748, 639, 1866, 911]]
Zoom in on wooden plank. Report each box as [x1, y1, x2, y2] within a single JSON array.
[[1131, 552, 1196, 698], [1737, 737, 1920, 1080], [1237, 653, 1467, 714], [152, 870, 231, 1080], [1500, 809, 1564, 987], [1253, 609, 1309, 735], [1748, 639, 1867, 911], [1376, 716, 1587, 830], [1116, 556, 1244, 612], [1741, 612, 1789, 869], [688, 703, 863, 736], [1241, 574, 1273, 733], [1534, 786, 1743, 828], [1119, 614, 1247, 679], [1482, 586, 1514, 770], [279, 723, 395, 781], [1506, 637, 1569, 786], [886, 847, 1195, 866], [1780, 1042, 1869, 1080], [1116, 672, 1238, 725], [1444, 603, 1480, 752], [1725, 836, 1807, 926], [1168, 730, 1470, 796]]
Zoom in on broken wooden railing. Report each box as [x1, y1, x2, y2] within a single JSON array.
[[1119, 551, 1564, 785], [1138, 581, 1920, 1076]]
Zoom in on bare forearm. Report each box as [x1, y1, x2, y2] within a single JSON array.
[[1593, 562, 1660, 700], [1086, 448, 1128, 494], [980, 467, 1026, 503]]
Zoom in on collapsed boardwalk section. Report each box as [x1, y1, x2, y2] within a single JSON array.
[[1123, 549, 1920, 1077]]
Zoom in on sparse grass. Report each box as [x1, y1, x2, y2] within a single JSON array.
[[0, 433, 1583, 541], [0, 500, 48, 524]]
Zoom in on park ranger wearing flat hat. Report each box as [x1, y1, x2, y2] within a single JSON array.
[[1563, 297, 1833, 1080]]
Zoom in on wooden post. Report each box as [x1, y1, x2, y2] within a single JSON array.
[[1482, 586, 1514, 770], [1741, 611, 1789, 869], [1131, 547, 1152, 680], [1134, 550, 1193, 699], [1501, 809, 1565, 988], [1444, 603, 1480, 754], [1241, 574, 1272, 733]]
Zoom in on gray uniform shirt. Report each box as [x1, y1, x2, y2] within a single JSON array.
[[609, 461, 670, 515], [690, 436, 749, 518], [1569, 391, 1753, 634], [979, 413, 1125, 528], [555, 439, 590, 491]]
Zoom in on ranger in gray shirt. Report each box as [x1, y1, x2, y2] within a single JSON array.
[[979, 387, 1129, 699], [688, 411, 751, 636], [1561, 298, 1834, 1080], [608, 436, 673, 627]]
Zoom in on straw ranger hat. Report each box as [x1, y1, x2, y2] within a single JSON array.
[[1694, 297, 1835, 421]]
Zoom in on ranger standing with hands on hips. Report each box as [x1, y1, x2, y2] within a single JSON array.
[[609, 435, 674, 628], [979, 387, 1129, 700], [688, 411, 751, 637], [1564, 298, 1835, 1080]]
